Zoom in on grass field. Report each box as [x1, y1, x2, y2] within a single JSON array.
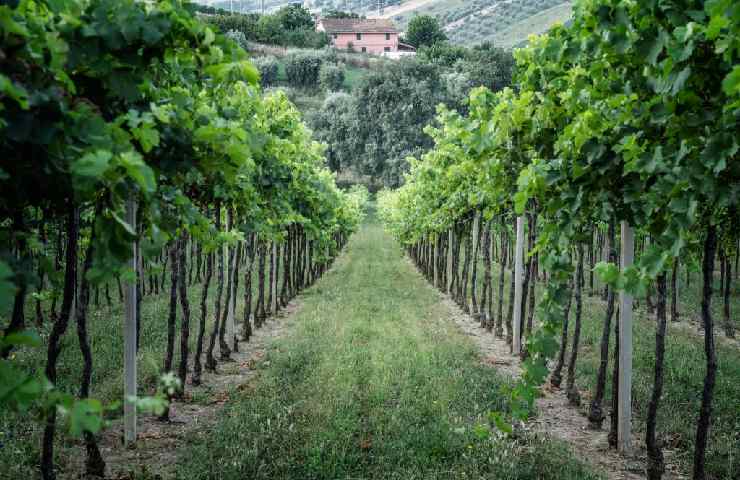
[[3, 213, 737, 479], [0, 253, 264, 478], [465, 240, 740, 480], [175, 216, 602, 479]]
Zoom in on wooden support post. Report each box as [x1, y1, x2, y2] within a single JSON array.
[[513, 216, 525, 355], [618, 221, 634, 453], [124, 197, 137, 446]]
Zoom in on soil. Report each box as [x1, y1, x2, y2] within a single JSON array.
[[441, 293, 689, 480], [64, 300, 302, 480]]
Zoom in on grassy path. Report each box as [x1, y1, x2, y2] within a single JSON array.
[[177, 219, 601, 480]]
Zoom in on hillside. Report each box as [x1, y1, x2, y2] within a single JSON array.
[[195, 1, 573, 48], [385, 0, 572, 47], [197, 0, 404, 15]]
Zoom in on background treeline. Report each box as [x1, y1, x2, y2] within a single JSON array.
[[202, 4, 329, 48], [309, 41, 515, 188], [203, 5, 516, 190]]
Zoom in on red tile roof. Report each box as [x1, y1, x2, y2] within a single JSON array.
[[319, 18, 399, 34]]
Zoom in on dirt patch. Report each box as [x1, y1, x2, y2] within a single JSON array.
[[439, 293, 688, 480], [64, 300, 302, 480], [668, 316, 740, 349]]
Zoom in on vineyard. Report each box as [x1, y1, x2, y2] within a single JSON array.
[[0, 0, 366, 478], [1, 1, 740, 480], [377, 0, 740, 479]]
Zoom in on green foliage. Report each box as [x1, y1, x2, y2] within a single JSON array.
[[377, 3, 740, 472], [274, 4, 314, 31], [405, 15, 448, 48], [0, 329, 171, 438], [311, 59, 451, 187], [323, 9, 361, 19], [419, 41, 515, 96], [0, 261, 14, 315], [176, 219, 600, 480], [285, 51, 324, 88], [225, 29, 249, 50], [205, 5, 329, 49], [0, 1, 363, 472], [309, 41, 514, 187], [319, 63, 346, 91], [254, 55, 280, 86]]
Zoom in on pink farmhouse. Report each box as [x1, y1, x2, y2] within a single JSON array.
[[317, 18, 414, 55]]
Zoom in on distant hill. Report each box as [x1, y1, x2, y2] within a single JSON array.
[[193, 1, 404, 15], [193, 0, 573, 49], [386, 0, 572, 48]]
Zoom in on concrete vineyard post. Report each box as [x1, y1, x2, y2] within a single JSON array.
[[124, 197, 137, 446], [513, 216, 525, 355], [433, 234, 439, 288], [472, 213, 480, 263], [619, 221, 634, 453], [447, 229, 453, 293], [225, 214, 235, 351], [272, 242, 279, 313]]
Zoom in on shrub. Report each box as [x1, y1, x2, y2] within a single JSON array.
[[320, 47, 339, 65], [225, 29, 248, 50], [319, 64, 346, 91], [284, 52, 323, 88], [254, 56, 280, 87]]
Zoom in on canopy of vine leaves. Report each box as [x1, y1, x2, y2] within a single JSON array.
[[0, 0, 362, 415], [379, 0, 739, 418]]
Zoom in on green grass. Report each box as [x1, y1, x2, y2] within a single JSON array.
[[176, 217, 601, 480], [0, 255, 266, 479], [460, 239, 740, 480], [574, 297, 740, 479]]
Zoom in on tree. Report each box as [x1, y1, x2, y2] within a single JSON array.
[[285, 52, 324, 88], [323, 9, 361, 19], [311, 58, 447, 187], [405, 15, 447, 48], [275, 4, 314, 31], [319, 63, 346, 91]]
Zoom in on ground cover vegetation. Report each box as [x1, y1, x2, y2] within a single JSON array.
[[378, 1, 740, 479], [0, 1, 366, 478], [176, 216, 603, 480]]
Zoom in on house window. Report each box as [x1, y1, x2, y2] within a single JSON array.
[[356, 33, 362, 41], [384, 47, 391, 52], [386, 33, 390, 41], [361, 47, 367, 53]]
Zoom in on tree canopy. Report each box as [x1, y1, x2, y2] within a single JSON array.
[[405, 15, 447, 48]]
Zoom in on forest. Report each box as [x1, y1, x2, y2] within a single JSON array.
[[1, 1, 739, 480]]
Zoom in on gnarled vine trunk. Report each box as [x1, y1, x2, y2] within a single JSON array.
[[565, 243, 584, 406], [41, 205, 78, 480], [693, 226, 718, 480], [646, 272, 667, 480], [588, 219, 616, 428]]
